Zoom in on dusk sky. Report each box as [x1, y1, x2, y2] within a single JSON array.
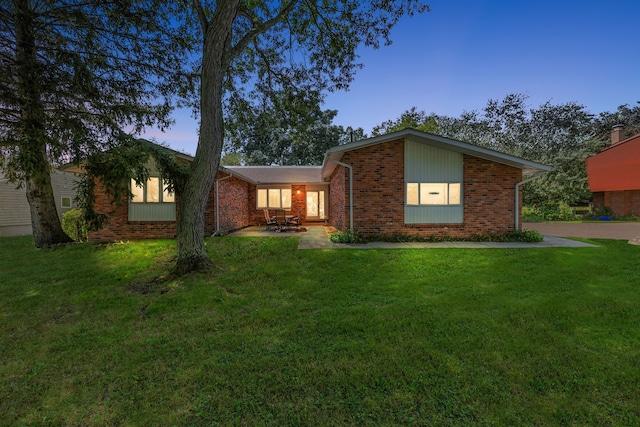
[[147, 0, 640, 155]]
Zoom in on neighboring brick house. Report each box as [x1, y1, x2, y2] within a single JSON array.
[[69, 129, 552, 241], [586, 126, 640, 217], [323, 129, 552, 238]]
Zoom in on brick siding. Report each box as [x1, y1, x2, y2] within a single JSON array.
[[329, 139, 522, 238], [89, 171, 250, 242], [88, 180, 178, 242], [328, 164, 346, 230], [595, 190, 640, 216]]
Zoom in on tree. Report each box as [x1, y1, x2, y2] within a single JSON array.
[[432, 94, 603, 206], [170, 0, 429, 274], [371, 106, 437, 136], [592, 102, 640, 141], [0, 0, 187, 247], [224, 90, 361, 165]]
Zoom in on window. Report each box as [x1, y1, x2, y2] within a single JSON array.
[[61, 197, 72, 208], [257, 187, 291, 209], [130, 178, 174, 204], [406, 182, 461, 205]]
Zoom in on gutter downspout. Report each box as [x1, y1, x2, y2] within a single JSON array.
[[515, 174, 544, 230], [213, 172, 234, 236], [330, 159, 353, 230]]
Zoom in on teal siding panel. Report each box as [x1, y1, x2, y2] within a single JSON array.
[[405, 206, 463, 224], [405, 138, 463, 182], [129, 203, 176, 221]]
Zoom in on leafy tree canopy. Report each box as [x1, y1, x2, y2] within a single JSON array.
[[371, 106, 437, 136], [224, 90, 364, 165], [592, 102, 640, 141]]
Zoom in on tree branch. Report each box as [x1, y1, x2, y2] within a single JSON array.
[[227, 0, 299, 62]]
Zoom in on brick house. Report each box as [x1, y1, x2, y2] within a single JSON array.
[[72, 129, 552, 241], [586, 126, 640, 217], [323, 129, 552, 238]]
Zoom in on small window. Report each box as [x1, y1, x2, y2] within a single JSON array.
[[257, 187, 291, 209], [406, 182, 461, 206], [61, 197, 72, 208]]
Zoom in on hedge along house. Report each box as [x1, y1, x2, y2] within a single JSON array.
[[586, 126, 640, 217], [70, 130, 552, 242], [323, 129, 553, 238]]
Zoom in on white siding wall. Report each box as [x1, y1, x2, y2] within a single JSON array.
[[0, 170, 79, 236]]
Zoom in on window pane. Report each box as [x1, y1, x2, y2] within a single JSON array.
[[281, 189, 291, 209], [420, 183, 447, 205], [307, 191, 318, 217], [318, 190, 325, 219], [146, 177, 160, 203], [449, 183, 461, 205], [268, 189, 281, 208], [131, 179, 144, 203], [257, 189, 267, 208], [61, 197, 72, 208], [406, 183, 419, 205]]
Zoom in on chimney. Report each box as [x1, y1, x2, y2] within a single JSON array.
[[611, 124, 624, 146]]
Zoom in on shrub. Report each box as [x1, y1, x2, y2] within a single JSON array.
[[62, 208, 88, 242], [329, 229, 361, 243], [487, 229, 544, 243]]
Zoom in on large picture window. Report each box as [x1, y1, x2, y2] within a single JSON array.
[[129, 177, 176, 221], [406, 182, 461, 205], [257, 187, 291, 209], [131, 177, 175, 203]]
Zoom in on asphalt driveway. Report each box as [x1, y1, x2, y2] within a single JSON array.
[[523, 222, 640, 240]]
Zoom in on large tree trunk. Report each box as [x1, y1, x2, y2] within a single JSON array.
[[173, 1, 239, 275], [15, 0, 72, 247], [26, 161, 72, 247]]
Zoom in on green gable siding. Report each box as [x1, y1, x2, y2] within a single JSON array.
[[404, 138, 463, 224]]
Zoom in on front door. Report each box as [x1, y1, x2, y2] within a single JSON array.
[[306, 190, 325, 220]]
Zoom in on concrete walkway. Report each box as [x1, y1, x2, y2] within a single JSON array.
[[228, 226, 597, 250]]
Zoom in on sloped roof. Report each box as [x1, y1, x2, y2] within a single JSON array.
[[321, 128, 553, 179], [586, 134, 640, 191], [223, 166, 323, 184]]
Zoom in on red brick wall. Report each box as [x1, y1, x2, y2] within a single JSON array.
[[330, 140, 522, 238], [247, 184, 308, 225], [205, 173, 250, 234], [342, 139, 405, 234], [88, 180, 177, 242], [597, 190, 640, 216], [459, 155, 519, 235], [90, 171, 252, 241], [329, 164, 346, 230]]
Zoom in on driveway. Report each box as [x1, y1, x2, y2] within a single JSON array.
[[523, 222, 640, 240]]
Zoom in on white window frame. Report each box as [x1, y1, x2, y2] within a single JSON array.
[[406, 182, 461, 206], [61, 196, 72, 208], [256, 186, 292, 210], [130, 177, 175, 204]]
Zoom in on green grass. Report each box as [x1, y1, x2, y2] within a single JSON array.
[[1, 235, 639, 425]]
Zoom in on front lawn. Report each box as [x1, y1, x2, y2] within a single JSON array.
[[1, 236, 639, 425]]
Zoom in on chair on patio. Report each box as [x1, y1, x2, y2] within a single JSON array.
[[274, 209, 287, 231], [287, 208, 302, 228], [263, 209, 277, 231]]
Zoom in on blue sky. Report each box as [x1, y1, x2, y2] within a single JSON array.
[[148, 0, 640, 155]]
